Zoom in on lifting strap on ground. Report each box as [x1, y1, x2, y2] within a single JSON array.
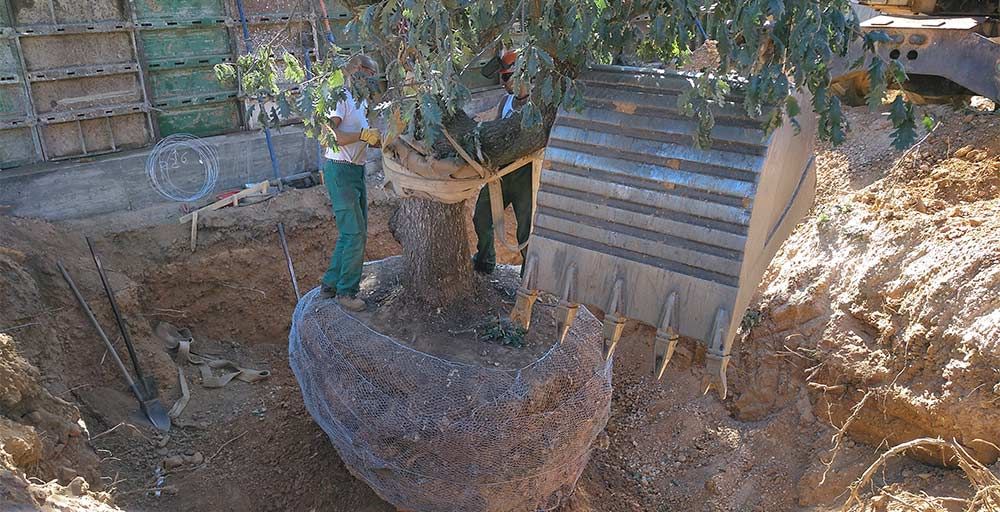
[[154, 322, 270, 417]]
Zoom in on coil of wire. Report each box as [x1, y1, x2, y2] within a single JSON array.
[[146, 133, 220, 202]]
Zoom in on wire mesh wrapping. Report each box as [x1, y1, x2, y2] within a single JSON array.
[[289, 287, 613, 512]]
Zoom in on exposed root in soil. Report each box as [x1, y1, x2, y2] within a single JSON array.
[[820, 390, 875, 486], [842, 438, 1000, 512]]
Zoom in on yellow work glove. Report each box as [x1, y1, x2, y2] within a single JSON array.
[[360, 127, 381, 146]]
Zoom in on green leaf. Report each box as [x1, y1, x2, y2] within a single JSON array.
[[282, 53, 305, 83], [326, 69, 345, 89], [888, 95, 917, 149], [278, 95, 293, 120], [921, 112, 935, 132], [785, 95, 800, 118], [540, 76, 554, 105], [829, 96, 846, 146], [863, 30, 892, 52], [767, 0, 785, 18], [214, 63, 236, 85], [888, 59, 907, 86], [866, 57, 887, 110], [419, 94, 442, 144]]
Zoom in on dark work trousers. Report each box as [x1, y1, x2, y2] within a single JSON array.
[[471, 162, 533, 273]]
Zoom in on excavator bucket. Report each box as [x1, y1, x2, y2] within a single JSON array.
[[514, 65, 817, 398]]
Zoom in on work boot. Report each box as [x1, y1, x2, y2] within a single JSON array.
[[337, 295, 366, 312], [472, 255, 495, 275], [319, 284, 337, 300]]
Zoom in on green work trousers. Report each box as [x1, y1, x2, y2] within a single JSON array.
[[472, 162, 533, 270], [322, 160, 368, 296]]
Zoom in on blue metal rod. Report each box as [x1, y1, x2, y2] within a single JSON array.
[[234, 0, 283, 187]]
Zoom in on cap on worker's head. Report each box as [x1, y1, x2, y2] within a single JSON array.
[[499, 51, 517, 82], [500, 51, 517, 69]]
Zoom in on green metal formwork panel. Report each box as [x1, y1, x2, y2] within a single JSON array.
[[140, 27, 231, 61], [148, 65, 230, 99], [155, 100, 238, 137], [0, 0, 11, 27], [0, 7, 38, 169], [136, 0, 240, 137], [234, 0, 311, 15], [0, 39, 28, 117], [0, 125, 35, 168], [133, 0, 226, 20]]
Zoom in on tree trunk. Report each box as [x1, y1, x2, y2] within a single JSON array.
[[387, 98, 556, 306], [434, 106, 557, 167], [391, 197, 473, 305]]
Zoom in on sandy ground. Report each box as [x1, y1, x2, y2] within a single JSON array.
[[1, 102, 998, 511]]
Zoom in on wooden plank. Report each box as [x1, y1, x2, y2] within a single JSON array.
[[178, 181, 270, 223], [189, 210, 198, 252]]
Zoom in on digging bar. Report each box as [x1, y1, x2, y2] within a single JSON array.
[[277, 223, 301, 300], [57, 261, 170, 431], [84, 238, 171, 432]]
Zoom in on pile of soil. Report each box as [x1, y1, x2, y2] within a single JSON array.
[[1, 334, 119, 511]]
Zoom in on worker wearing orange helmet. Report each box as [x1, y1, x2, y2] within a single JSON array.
[[471, 50, 533, 275]]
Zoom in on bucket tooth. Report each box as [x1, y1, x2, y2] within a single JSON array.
[[510, 255, 539, 330], [551, 263, 578, 343], [602, 278, 627, 360], [602, 312, 626, 360], [653, 330, 679, 380], [555, 300, 579, 343], [653, 292, 680, 379], [510, 288, 539, 330], [702, 308, 732, 399]]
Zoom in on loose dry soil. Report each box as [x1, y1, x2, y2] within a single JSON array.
[[1, 101, 998, 511]]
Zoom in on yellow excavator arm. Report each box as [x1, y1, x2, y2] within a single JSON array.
[[834, 1, 1000, 105]]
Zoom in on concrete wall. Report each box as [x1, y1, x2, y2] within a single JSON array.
[[0, 127, 318, 221], [0, 87, 505, 222]]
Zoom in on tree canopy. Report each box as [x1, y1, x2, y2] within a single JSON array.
[[218, 0, 924, 163]]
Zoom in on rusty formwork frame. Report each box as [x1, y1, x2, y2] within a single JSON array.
[[0, 0, 355, 168], [3, 0, 154, 161], [0, 27, 43, 168]]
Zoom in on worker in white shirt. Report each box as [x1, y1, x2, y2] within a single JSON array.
[[318, 54, 381, 311]]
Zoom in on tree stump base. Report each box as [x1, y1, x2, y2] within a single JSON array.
[[289, 257, 613, 512]]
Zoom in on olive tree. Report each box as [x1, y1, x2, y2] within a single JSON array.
[[218, 0, 919, 305]]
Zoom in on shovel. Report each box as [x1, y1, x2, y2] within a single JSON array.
[[84, 238, 171, 432], [58, 261, 171, 431]]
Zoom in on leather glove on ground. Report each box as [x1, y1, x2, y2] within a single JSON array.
[[360, 128, 381, 146]]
